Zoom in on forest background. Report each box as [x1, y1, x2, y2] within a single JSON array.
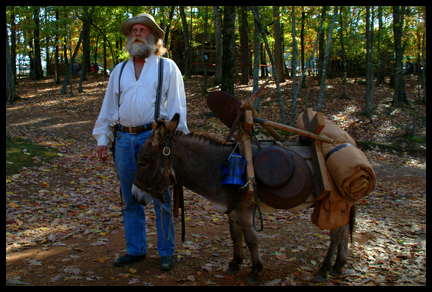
[[6, 6, 426, 286], [6, 6, 426, 123]]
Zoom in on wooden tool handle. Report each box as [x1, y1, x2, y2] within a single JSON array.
[[253, 117, 334, 143]]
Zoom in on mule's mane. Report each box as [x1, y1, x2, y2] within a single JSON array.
[[176, 131, 235, 147]]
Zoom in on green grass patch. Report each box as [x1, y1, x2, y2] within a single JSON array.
[[6, 136, 59, 176]]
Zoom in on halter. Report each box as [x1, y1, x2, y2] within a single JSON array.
[[161, 137, 175, 188]]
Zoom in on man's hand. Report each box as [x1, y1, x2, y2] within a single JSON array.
[[96, 145, 108, 162]]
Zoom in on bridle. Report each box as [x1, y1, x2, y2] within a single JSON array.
[[161, 137, 175, 189]]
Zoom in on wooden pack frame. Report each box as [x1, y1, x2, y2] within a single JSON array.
[[236, 107, 333, 201]]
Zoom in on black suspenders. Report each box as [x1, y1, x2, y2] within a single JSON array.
[[117, 56, 164, 122]]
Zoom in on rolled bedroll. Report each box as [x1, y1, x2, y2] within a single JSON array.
[[296, 112, 376, 203]]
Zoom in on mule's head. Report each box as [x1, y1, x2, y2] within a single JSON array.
[[133, 113, 180, 202]]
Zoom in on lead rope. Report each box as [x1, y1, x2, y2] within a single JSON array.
[[159, 188, 173, 241], [252, 181, 264, 232]]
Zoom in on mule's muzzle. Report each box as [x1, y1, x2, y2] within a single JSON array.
[[132, 178, 167, 204], [131, 184, 154, 206]]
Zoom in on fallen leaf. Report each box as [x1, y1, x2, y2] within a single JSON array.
[[9, 202, 20, 208], [28, 259, 42, 266], [128, 278, 140, 285], [129, 268, 137, 274]]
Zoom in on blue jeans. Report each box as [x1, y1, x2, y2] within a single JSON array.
[[114, 130, 174, 257]]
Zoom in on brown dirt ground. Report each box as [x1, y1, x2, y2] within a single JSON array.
[[6, 75, 426, 286]]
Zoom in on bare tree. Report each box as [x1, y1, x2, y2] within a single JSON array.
[[179, 6, 191, 78], [213, 6, 222, 86], [60, 6, 95, 95], [6, 20, 18, 102], [200, 6, 208, 92], [289, 6, 326, 125], [221, 6, 236, 97], [273, 6, 285, 82], [365, 6, 373, 120], [339, 6, 349, 99], [239, 6, 250, 85], [317, 6, 338, 112], [251, 6, 286, 124]]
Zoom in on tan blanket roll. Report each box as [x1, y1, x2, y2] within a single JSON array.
[[296, 111, 376, 203], [326, 145, 376, 202]]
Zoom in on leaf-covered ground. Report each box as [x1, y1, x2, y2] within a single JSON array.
[[6, 74, 426, 286]]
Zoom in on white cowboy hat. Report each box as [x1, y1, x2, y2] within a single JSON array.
[[121, 13, 164, 40]]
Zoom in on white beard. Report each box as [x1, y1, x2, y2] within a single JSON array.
[[126, 35, 156, 58]]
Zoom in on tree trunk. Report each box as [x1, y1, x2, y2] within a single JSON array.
[[273, 6, 285, 83], [221, 6, 236, 97], [260, 42, 267, 77], [392, 6, 402, 106], [6, 20, 18, 102], [33, 7, 43, 80], [290, 5, 326, 125], [45, 9, 50, 77], [200, 6, 208, 92], [365, 6, 373, 120], [9, 8, 17, 85], [213, 6, 222, 86], [376, 6, 383, 86], [79, 7, 91, 93], [86, 20, 116, 66], [290, 6, 299, 126], [317, 23, 325, 84], [61, 6, 95, 95], [239, 6, 250, 85], [339, 6, 348, 99], [300, 7, 306, 88], [317, 6, 338, 112], [179, 6, 191, 78], [180, 6, 191, 78], [251, 6, 286, 124], [163, 6, 175, 58], [421, 29, 426, 103], [252, 7, 261, 112], [103, 36, 107, 77], [54, 8, 61, 84]]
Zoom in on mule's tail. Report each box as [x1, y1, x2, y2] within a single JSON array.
[[349, 204, 356, 244]]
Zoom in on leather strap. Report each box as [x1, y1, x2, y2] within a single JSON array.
[[154, 56, 164, 122], [173, 183, 185, 242], [118, 60, 128, 107], [162, 138, 173, 187], [324, 143, 356, 162]]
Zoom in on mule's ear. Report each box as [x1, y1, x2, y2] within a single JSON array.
[[152, 121, 167, 147], [166, 113, 180, 135]]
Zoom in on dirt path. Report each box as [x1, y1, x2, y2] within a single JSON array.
[[6, 76, 426, 286]]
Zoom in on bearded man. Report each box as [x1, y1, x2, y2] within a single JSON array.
[[93, 13, 188, 270]]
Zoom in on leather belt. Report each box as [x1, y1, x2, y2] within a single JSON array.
[[118, 123, 153, 134]]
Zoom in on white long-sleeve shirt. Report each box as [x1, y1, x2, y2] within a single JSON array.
[[93, 54, 189, 146]]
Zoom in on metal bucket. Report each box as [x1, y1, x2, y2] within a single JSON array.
[[220, 153, 246, 188]]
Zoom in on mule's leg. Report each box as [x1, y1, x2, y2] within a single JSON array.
[[227, 213, 244, 273], [235, 203, 263, 285], [332, 223, 351, 276], [332, 205, 355, 276], [316, 227, 342, 281]]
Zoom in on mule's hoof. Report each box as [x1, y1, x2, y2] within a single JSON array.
[[227, 267, 239, 274], [330, 268, 342, 276], [315, 273, 328, 282], [247, 276, 259, 285]]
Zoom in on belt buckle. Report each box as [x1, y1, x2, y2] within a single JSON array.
[[129, 126, 138, 134]]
